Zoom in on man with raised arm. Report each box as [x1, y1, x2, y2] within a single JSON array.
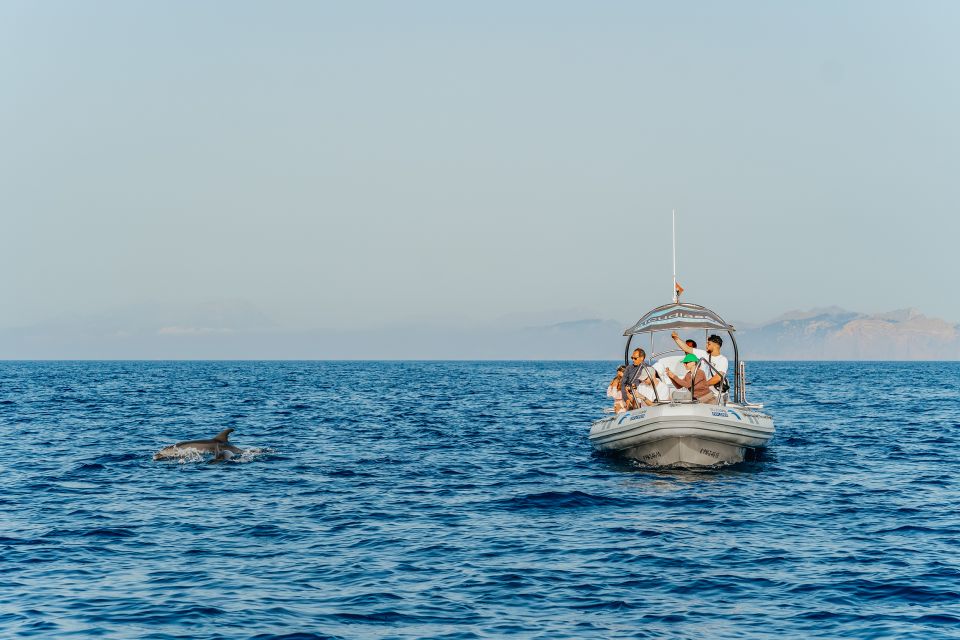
[[670, 331, 729, 401]]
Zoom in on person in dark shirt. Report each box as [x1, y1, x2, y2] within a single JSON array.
[[623, 348, 657, 409]]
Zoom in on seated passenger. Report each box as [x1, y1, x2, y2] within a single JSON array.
[[671, 331, 729, 401], [666, 353, 717, 404], [630, 363, 668, 404], [607, 365, 626, 413], [632, 388, 656, 408], [637, 372, 670, 404], [623, 348, 655, 410]]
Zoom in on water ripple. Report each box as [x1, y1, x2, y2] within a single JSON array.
[[1, 361, 959, 638]]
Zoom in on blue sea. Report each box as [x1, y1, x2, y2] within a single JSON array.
[[1, 361, 959, 639]]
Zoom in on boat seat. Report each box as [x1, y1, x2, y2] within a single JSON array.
[[637, 381, 671, 403]]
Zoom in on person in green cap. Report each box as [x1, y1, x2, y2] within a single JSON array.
[[666, 353, 717, 404]]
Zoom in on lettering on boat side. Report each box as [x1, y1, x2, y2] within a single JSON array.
[[711, 410, 729, 418], [617, 413, 647, 425], [699, 448, 721, 459], [641, 450, 662, 460]]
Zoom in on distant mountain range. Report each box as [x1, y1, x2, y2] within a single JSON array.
[[1, 305, 957, 360], [507, 307, 960, 360], [734, 307, 960, 360]]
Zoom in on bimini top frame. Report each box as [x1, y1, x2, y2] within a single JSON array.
[[622, 302, 742, 404], [624, 302, 735, 336]]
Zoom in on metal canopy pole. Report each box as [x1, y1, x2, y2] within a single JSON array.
[[671, 209, 677, 303], [729, 330, 739, 404]]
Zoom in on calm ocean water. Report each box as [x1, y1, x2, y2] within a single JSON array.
[[1, 361, 958, 639]]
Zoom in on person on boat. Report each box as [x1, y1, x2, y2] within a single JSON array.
[[671, 332, 729, 401], [666, 353, 717, 404], [623, 348, 657, 409], [635, 368, 669, 405], [607, 366, 626, 413]]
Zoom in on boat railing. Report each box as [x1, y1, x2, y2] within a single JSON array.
[[648, 349, 686, 405], [643, 363, 661, 404], [737, 360, 764, 408], [650, 348, 683, 361], [647, 350, 730, 406], [624, 363, 662, 405], [621, 353, 731, 407]]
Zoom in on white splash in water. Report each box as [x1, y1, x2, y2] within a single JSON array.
[[154, 446, 275, 464]]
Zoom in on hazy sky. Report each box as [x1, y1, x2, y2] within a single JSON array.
[[4, 1, 959, 334]]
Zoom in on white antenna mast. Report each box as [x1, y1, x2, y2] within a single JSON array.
[[672, 209, 677, 303]]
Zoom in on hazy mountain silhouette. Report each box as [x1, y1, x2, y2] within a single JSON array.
[[1, 304, 957, 360], [735, 307, 959, 360]]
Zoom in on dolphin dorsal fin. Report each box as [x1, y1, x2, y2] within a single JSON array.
[[213, 428, 234, 443]]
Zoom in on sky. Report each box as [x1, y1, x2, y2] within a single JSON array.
[[3, 1, 959, 347]]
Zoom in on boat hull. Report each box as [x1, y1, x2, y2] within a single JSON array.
[[589, 404, 774, 467]]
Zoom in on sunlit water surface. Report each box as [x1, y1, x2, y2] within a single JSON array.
[[1, 361, 958, 639]]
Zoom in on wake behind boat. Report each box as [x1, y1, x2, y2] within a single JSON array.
[[590, 302, 775, 467]]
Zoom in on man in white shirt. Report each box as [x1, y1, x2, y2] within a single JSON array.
[[670, 332, 729, 400]]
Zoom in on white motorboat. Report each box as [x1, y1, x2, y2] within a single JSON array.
[[589, 301, 775, 467]]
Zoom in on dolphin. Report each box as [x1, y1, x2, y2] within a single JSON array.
[[153, 428, 243, 461]]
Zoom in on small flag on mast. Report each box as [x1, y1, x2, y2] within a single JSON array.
[[675, 281, 684, 298]]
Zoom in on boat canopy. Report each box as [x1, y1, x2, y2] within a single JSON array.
[[623, 302, 735, 336]]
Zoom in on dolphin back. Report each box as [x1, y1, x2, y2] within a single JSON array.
[[154, 428, 239, 460]]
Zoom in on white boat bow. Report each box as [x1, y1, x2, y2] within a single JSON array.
[[590, 403, 774, 467]]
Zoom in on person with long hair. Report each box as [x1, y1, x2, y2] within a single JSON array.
[[607, 365, 626, 413]]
